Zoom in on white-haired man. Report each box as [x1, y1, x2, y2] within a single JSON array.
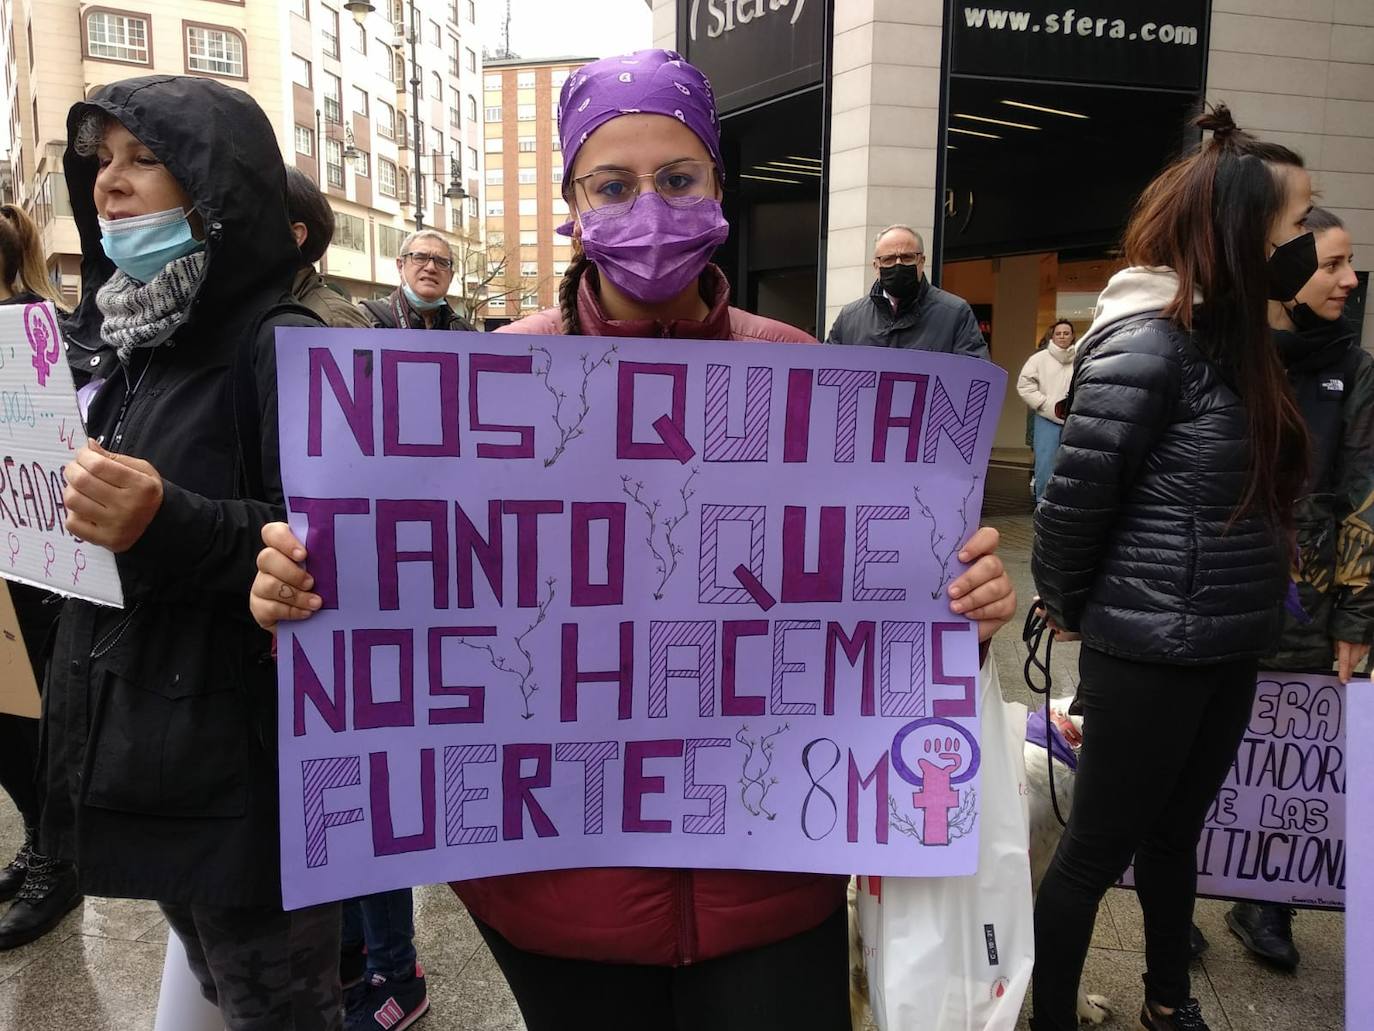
[[826, 224, 988, 359], [360, 228, 474, 331]]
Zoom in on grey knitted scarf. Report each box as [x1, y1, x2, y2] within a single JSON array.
[[96, 251, 206, 364]]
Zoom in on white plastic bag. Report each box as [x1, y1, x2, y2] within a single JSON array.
[[856, 656, 1033, 1031], [154, 932, 226, 1031]]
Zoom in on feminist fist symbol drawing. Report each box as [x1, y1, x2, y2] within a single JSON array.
[[24, 303, 61, 387]]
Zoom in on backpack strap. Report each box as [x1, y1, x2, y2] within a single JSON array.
[[359, 297, 394, 328], [232, 300, 321, 501]]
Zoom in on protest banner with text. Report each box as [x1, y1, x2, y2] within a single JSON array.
[[0, 303, 121, 606], [275, 330, 1005, 909]]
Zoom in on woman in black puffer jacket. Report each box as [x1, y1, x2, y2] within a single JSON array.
[[1030, 107, 1314, 1031]]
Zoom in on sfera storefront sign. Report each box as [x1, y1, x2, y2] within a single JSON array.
[[952, 1, 1209, 92], [680, 0, 825, 115]]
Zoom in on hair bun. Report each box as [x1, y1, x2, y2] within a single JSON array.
[[1197, 103, 1240, 141]]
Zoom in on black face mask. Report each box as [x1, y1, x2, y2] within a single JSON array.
[[879, 263, 921, 301], [1287, 301, 1332, 333], [1267, 231, 1318, 302]]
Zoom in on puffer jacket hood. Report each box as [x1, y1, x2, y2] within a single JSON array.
[[1083, 266, 1202, 340], [62, 76, 300, 354]]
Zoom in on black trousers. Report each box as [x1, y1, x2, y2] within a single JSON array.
[[1031, 647, 1257, 1029], [0, 713, 40, 829], [475, 906, 851, 1031]]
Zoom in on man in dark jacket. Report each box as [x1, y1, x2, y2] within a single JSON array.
[[361, 229, 475, 331], [43, 77, 339, 1028], [1226, 207, 1372, 971], [826, 224, 988, 359]]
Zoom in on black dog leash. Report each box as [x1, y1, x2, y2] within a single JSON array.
[[1022, 603, 1070, 828]]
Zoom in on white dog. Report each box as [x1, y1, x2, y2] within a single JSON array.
[[848, 697, 1110, 1029]]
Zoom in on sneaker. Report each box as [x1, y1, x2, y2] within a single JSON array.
[[0, 852, 82, 950], [345, 963, 429, 1031], [0, 829, 34, 903], [1225, 902, 1299, 971], [1188, 922, 1208, 960], [1139, 998, 1211, 1031]]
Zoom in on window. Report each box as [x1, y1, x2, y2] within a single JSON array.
[[185, 24, 246, 79], [352, 20, 366, 53], [517, 72, 535, 88], [351, 86, 369, 116], [519, 230, 537, 246], [489, 231, 505, 247], [429, 19, 440, 45], [485, 106, 502, 122], [353, 149, 370, 178], [554, 234, 571, 247], [517, 104, 535, 121], [292, 0, 309, 18], [518, 198, 537, 215], [294, 125, 314, 156], [521, 293, 537, 309], [517, 138, 535, 153], [551, 69, 570, 89], [325, 139, 344, 188], [484, 74, 501, 90], [518, 168, 536, 184], [291, 53, 311, 88], [374, 38, 392, 80], [322, 6, 339, 58], [520, 261, 537, 277], [448, 104, 460, 129], [465, 48, 476, 73], [334, 210, 365, 251], [488, 296, 505, 311], [551, 197, 569, 215], [469, 147, 479, 178], [448, 37, 460, 77], [323, 72, 342, 123], [467, 195, 479, 219], [376, 99, 395, 139], [379, 224, 406, 257], [392, 50, 404, 88], [466, 0, 475, 22], [85, 11, 150, 65], [487, 200, 504, 216], [433, 129, 444, 157], [447, 0, 459, 23], [389, 0, 403, 26], [379, 158, 398, 197], [551, 164, 563, 182], [467, 95, 479, 123], [485, 136, 502, 153], [486, 168, 503, 185], [432, 72, 442, 102], [414, 63, 424, 99]]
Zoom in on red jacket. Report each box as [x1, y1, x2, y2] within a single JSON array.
[[450, 265, 848, 965]]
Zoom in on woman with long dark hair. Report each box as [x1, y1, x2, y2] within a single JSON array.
[[1030, 107, 1314, 1031]]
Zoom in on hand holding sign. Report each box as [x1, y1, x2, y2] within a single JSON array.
[[1337, 640, 1370, 685], [249, 522, 320, 631], [63, 440, 164, 553], [947, 526, 1015, 642]]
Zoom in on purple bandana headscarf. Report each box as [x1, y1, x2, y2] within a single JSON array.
[[557, 49, 723, 193]]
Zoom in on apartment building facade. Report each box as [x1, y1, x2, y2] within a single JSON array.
[[478, 55, 592, 328], [7, 0, 484, 304]]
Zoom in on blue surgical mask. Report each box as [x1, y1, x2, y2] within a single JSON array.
[[402, 279, 445, 312], [98, 206, 205, 284]]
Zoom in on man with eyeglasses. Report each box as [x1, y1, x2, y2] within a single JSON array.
[[360, 228, 475, 332], [826, 224, 988, 360]]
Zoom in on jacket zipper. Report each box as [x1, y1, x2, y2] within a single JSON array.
[[676, 869, 697, 964]]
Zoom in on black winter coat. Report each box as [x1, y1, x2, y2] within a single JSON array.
[[360, 289, 474, 331], [826, 277, 989, 360], [1032, 313, 1287, 665], [40, 77, 322, 906]]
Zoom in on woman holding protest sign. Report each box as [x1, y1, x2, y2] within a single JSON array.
[[40, 77, 339, 1029], [0, 204, 82, 952], [249, 48, 1018, 1030], [1030, 107, 1315, 1031]]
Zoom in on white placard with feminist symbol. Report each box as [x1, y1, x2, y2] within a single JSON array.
[[0, 303, 122, 606]]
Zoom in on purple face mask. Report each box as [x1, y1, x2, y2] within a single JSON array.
[[578, 193, 729, 306]]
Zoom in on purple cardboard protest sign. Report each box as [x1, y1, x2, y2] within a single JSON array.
[[1122, 672, 1347, 908], [1348, 685, 1373, 1025], [274, 330, 1005, 909]]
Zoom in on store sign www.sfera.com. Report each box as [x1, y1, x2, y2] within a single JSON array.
[[687, 0, 807, 40]]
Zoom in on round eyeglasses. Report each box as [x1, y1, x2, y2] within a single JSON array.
[[571, 159, 717, 213]]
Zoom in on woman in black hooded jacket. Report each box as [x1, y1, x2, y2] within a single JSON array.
[[41, 77, 339, 1029]]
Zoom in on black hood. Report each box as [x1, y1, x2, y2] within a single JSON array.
[[63, 76, 300, 351]]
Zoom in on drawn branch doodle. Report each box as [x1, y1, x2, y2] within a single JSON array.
[[911, 475, 980, 599], [456, 578, 556, 720], [735, 722, 789, 821], [888, 788, 978, 841], [621, 466, 699, 599], [529, 343, 617, 467]]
